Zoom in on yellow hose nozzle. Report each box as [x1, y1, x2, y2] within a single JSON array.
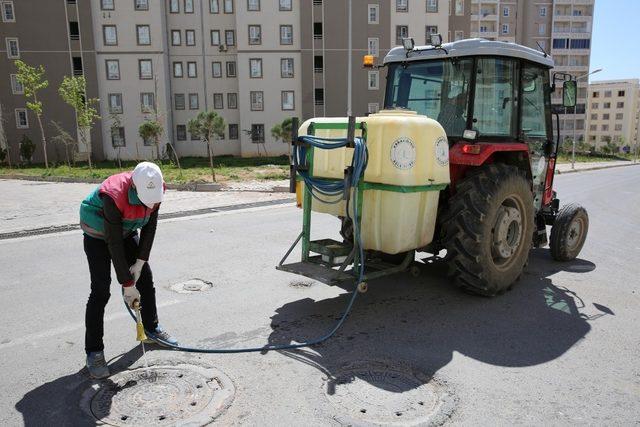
[[133, 300, 147, 342]]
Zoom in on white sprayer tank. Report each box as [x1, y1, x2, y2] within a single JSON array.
[[297, 110, 451, 254]]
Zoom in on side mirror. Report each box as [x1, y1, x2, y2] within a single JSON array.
[[563, 80, 577, 107]]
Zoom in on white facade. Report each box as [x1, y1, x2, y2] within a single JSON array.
[[390, 0, 449, 47]]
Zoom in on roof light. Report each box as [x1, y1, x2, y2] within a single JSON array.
[[363, 54, 375, 68], [402, 37, 415, 51], [429, 33, 443, 47], [462, 129, 478, 140]]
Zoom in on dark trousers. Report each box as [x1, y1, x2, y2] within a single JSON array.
[[84, 234, 158, 354]]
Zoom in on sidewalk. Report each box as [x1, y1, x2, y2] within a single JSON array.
[[0, 179, 293, 234], [555, 160, 638, 174]]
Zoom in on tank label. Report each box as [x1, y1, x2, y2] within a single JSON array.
[[390, 137, 416, 170], [435, 136, 449, 166]]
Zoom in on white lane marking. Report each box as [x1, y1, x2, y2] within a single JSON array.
[[0, 299, 181, 351]]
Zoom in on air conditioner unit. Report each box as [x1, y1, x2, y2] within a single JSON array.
[[219, 44, 227, 52]]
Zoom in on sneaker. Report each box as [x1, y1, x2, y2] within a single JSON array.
[[86, 351, 110, 379], [144, 325, 179, 347]]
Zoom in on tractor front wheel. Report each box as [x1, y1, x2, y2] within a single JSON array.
[[442, 164, 534, 296], [549, 203, 589, 261]]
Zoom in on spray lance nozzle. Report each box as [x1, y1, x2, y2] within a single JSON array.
[[132, 300, 147, 342]]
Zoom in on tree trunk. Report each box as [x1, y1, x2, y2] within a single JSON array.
[[207, 135, 216, 182], [64, 143, 70, 167], [36, 113, 48, 168]]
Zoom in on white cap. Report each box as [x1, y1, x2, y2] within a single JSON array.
[[132, 162, 164, 208]]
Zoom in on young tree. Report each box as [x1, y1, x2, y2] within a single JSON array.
[[49, 121, 77, 167], [19, 134, 35, 165], [14, 60, 49, 168], [271, 118, 294, 163], [0, 103, 11, 168], [139, 119, 163, 161], [188, 111, 225, 182], [58, 75, 100, 169]]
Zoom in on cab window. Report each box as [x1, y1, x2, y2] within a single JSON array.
[[520, 63, 550, 140]]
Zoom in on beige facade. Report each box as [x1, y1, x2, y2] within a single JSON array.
[[586, 79, 640, 151]]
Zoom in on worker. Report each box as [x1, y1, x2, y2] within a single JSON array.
[[79, 162, 178, 379]]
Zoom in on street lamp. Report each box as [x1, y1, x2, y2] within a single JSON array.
[[571, 68, 603, 170]]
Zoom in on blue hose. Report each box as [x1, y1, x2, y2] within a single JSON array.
[[124, 135, 368, 353]]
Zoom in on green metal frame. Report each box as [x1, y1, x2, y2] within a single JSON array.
[[278, 121, 446, 285]]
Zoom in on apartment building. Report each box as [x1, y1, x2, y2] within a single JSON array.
[[586, 79, 640, 150], [0, 0, 101, 164]]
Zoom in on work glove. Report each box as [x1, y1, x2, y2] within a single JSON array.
[[129, 259, 146, 284], [123, 285, 141, 309]]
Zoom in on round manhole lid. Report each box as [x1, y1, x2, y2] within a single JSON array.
[[81, 363, 234, 426], [170, 278, 213, 294], [324, 360, 455, 426]]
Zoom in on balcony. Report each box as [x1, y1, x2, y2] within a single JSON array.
[[471, 31, 498, 38], [554, 0, 593, 4], [471, 13, 498, 21]]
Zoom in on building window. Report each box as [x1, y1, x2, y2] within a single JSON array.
[[615, 113, 623, 120], [6, 37, 19, 58], [539, 6, 546, 17], [247, 0, 259, 11], [395, 25, 408, 45], [279, 0, 292, 11], [426, 0, 437, 13], [615, 124, 623, 131], [108, 93, 123, 113], [135, 0, 149, 10], [174, 93, 185, 109], [213, 93, 223, 109], [603, 113, 609, 120], [71, 56, 82, 75], [314, 88, 324, 106], [281, 58, 294, 78], [592, 92, 599, 98], [454, 30, 464, 41], [15, 108, 28, 128], [173, 62, 183, 77], [138, 59, 153, 79], [226, 61, 237, 77], [589, 124, 597, 131], [101, 0, 114, 10], [140, 92, 155, 113], [229, 124, 239, 139], [538, 23, 546, 35], [2, 1, 15, 22], [367, 37, 379, 56], [210, 30, 220, 45], [314, 55, 323, 73], [368, 4, 379, 24], [103, 26, 117, 45], [250, 91, 263, 110], [591, 102, 598, 109], [69, 22, 80, 41], [169, 0, 179, 12], [552, 38, 567, 49], [502, 24, 509, 34], [590, 113, 597, 120], [502, 6, 509, 16], [426, 25, 438, 42], [212, 62, 222, 77], [368, 103, 380, 114], [171, 30, 181, 45], [224, 0, 233, 13], [604, 90, 611, 97], [189, 93, 199, 109], [106, 59, 120, 79], [10, 74, 23, 94], [280, 25, 293, 45], [453, 0, 463, 15], [249, 58, 262, 78], [368, 70, 379, 90], [396, 0, 407, 12], [251, 124, 265, 143], [570, 39, 590, 49], [210, 0, 219, 13], [248, 25, 261, 44], [184, 0, 194, 13], [136, 25, 150, 45], [313, 22, 323, 39], [176, 125, 187, 141], [187, 61, 197, 77], [601, 124, 608, 131], [617, 102, 624, 108], [186, 29, 195, 46], [225, 30, 235, 46], [604, 102, 611, 109], [227, 93, 237, 109], [618, 90, 625, 97], [281, 91, 295, 110], [111, 127, 125, 147]]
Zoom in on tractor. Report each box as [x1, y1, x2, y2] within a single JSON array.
[[278, 37, 588, 297]]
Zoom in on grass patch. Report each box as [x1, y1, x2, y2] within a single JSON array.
[[556, 152, 633, 164], [0, 155, 290, 184]]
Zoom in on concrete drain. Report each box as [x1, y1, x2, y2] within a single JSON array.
[[82, 363, 234, 426], [170, 278, 213, 294], [323, 360, 455, 426]]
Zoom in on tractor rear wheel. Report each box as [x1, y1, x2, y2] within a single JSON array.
[[549, 203, 588, 261], [442, 164, 534, 296]]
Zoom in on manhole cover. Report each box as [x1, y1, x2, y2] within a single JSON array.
[[170, 278, 213, 294], [81, 363, 234, 426], [324, 361, 455, 426]]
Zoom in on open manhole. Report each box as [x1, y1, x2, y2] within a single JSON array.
[[81, 363, 234, 426], [170, 278, 213, 294], [323, 360, 456, 426]]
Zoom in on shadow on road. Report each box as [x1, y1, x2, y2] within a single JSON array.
[[267, 248, 610, 393], [15, 345, 145, 426]]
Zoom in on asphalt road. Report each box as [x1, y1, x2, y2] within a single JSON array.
[[0, 166, 638, 425]]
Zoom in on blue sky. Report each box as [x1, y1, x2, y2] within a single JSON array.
[[589, 0, 640, 82]]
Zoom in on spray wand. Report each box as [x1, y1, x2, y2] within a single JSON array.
[[133, 300, 151, 374]]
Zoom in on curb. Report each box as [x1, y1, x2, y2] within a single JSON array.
[[555, 162, 639, 175], [0, 173, 291, 193]]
